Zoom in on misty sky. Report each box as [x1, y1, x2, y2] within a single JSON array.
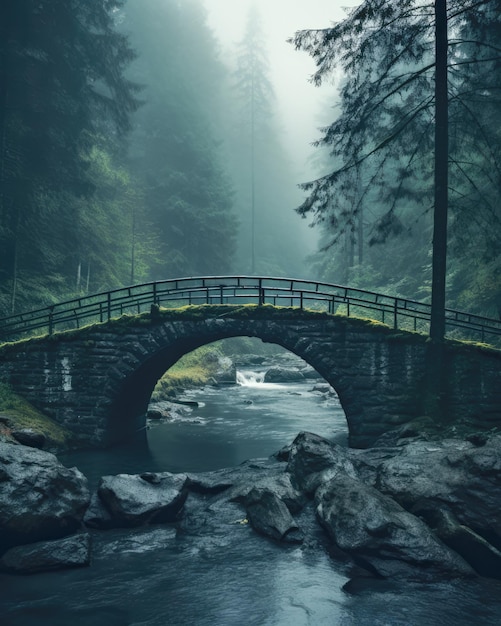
[[204, 0, 354, 179]]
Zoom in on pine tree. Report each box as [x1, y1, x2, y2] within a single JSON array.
[[0, 0, 139, 312], [291, 0, 501, 328], [122, 0, 237, 279], [227, 4, 311, 276]]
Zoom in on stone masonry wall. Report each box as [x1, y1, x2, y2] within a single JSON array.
[[0, 312, 499, 448]]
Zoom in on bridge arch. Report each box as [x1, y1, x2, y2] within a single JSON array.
[[108, 323, 352, 445], [0, 306, 500, 448], [63, 311, 431, 448]]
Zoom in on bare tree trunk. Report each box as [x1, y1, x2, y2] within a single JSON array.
[[76, 260, 82, 291], [85, 262, 90, 293]]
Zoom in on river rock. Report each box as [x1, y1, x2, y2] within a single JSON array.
[[147, 408, 168, 420], [229, 471, 307, 513], [0, 441, 90, 553], [264, 366, 305, 383], [311, 383, 335, 395], [356, 435, 501, 544], [0, 533, 91, 574], [96, 472, 188, 527], [315, 474, 474, 580], [11, 428, 46, 449], [425, 508, 501, 579], [286, 431, 357, 495], [244, 487, 304, 544], [83, 492, 114, 529]]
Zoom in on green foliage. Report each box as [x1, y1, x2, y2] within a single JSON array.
[[151, 343, 224, 400], [0, 0, 139, 314]]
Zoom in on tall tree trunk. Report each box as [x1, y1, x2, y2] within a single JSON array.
[[426, 0, 449, 424], [85, 262, 90, 293], [76, 260, 82, 291], [250, 67, 256, 274], [430, 0, 449, 341]]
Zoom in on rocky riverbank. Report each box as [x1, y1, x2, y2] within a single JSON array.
[[1, 426, 501, 581]]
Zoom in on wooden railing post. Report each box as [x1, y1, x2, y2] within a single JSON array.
[[393, 299, 398, 330]]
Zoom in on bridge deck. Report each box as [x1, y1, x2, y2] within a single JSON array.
[[0, 276, 500, 345]]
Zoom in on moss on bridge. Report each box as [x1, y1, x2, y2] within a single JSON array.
[[1, 303, 500, 359]]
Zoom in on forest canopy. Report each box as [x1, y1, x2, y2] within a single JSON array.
[[0, 0, 499, 323], [292, 0, 501, 318]]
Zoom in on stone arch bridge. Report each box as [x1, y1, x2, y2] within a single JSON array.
[[0, 277, 500, 448]]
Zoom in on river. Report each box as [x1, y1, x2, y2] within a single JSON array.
[[2, 368, 501, 625]]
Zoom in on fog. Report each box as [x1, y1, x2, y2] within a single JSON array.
[[204, 0, 353, 180]]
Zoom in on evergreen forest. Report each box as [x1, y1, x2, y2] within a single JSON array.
[[0, 0, 500, 323]]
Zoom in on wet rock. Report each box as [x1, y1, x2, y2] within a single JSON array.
[[264, 366, 305, 383], [286, 431, 357, 495], [359, 435, 501, 544], [147, 408, 167, 420], [96, 472, 188, 528], [273, 443, 292, 462], [230, 471, 306, 514], [0, 441, 90, 553], [422, 508, 501, 579], [11, 428, 46, 449], [83, 492, 114, 529], [244, 487, 304, 544], [0, 533, 91, 574], [311, 383, 335, 394], [315, 475, 474, 581]]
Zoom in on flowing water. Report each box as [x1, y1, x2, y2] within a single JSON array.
[[2, 369, 501, 625]]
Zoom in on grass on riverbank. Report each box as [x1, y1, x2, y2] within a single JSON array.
[[151, 344, 225, 400], [0, 382, 72, 450]]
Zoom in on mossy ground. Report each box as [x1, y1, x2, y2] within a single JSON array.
[[0, 383, 72, 450]]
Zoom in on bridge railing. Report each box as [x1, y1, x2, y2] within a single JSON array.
[[0, 276, 500, 345]]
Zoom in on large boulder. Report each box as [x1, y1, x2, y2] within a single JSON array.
[[0, 441, 90, 553], [425, 508, 501, 579], [286, 431, 357, 495], [94, 471, 188, 528], [226, 471, 306, 514], [11, 428, 46, 449], [244, 487, 304, 544], [315, 474, 474, 580], [354, 435, 501, 543], [0, 533, 91, 574]]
